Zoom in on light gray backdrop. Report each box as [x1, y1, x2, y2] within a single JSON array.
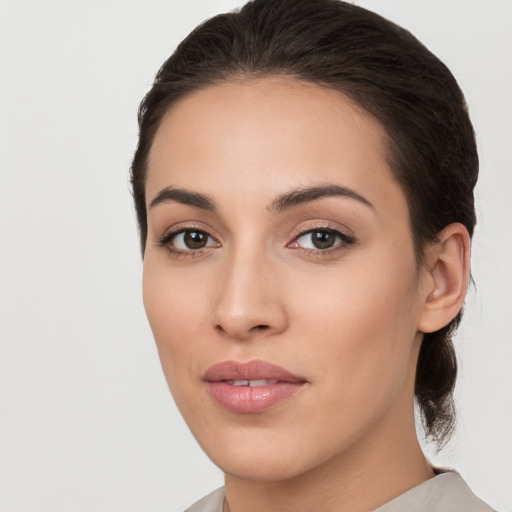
[[1, 1, 511, 511]]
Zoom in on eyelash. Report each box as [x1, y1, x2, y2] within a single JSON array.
[[290, 225, 355, 255], [157, 225, 355, 258], [157, 228, 218, 258]]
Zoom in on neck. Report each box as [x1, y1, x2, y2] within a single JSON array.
[[224, 404, 433, 512]]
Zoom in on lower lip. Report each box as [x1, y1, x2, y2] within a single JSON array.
[[206, 381, 305, 413]]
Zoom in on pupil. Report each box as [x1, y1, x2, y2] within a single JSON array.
[[312, 231, 335, 249], [184, 231, 207, 249]]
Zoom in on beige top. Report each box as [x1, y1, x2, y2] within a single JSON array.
[[184, 471, 496, 512]]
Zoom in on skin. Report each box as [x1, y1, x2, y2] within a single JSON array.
[[142, 78, 470, 511]]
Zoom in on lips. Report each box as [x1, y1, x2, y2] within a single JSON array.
[[204, 360, 307, 413]]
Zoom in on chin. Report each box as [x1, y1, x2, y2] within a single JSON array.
[[215, 454, 311, 482], [196, 428, 335, 483]]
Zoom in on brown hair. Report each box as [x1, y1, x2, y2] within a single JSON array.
[[130, 0, 478, 446]]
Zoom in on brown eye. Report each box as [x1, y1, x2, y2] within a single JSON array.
[[183, 230, 208, 249], [290, 228, 355, 252], [163, 229, 219, 252], [311, 231, 336, 249], [295, 230, 340, 250]]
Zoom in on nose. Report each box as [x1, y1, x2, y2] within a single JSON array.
[[211, 250, 288, 341]]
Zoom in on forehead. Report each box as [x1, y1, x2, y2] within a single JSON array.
[[146, 77, 402, 214]]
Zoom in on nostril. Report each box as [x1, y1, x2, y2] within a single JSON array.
[[214, 323, 270, 333]]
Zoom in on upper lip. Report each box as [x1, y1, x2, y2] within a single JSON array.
[[203, 359, 306, 383]]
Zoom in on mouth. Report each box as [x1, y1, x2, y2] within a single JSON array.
[[203, 360, 307, 413], [225, 379, 279, 386]]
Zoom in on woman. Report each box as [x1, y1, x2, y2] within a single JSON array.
[[130, 0, 495, 510]]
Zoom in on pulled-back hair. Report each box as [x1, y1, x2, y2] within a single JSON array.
[[130, 0, 478, 446]]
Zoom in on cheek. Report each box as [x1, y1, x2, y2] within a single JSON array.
[[290, 249, 421, 396], [142, 259, 208, 388]]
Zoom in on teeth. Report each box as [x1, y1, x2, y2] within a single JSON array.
[[249, 379, 277, 387], [228, 379, 278, 387], [232, 380, 249, 386]]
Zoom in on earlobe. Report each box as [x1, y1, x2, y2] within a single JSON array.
[[418, 223, 471, 334]]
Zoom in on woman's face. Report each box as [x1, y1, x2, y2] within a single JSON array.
[[143, 78, 429, 481]]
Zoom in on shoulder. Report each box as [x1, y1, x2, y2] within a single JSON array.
[[182, 473, 496, 512], [374, 471, 496, 512], [184, 487, 225, 512]]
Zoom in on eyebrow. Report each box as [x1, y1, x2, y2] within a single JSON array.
[[270, 184, 374, 212], [148, 183, 373, 213], [149, 187, 216, 211]]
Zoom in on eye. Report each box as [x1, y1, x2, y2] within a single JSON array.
[[289, 228, 354, 251], [159, 228, 220, 254], [300, 231, 338, 249], [173, 230, 215, 250]]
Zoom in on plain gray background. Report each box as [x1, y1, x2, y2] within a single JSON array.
[[1, 1, 511, 510]]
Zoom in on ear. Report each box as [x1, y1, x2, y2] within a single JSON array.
[[417, 223, 471, 334]]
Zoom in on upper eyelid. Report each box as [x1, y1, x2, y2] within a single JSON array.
[[159, 227, 219, 245], [291, 222, 354, 239], [158, 221, 220, 240], [292, 228, 354, 244], [295, 226, 342, 236]]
